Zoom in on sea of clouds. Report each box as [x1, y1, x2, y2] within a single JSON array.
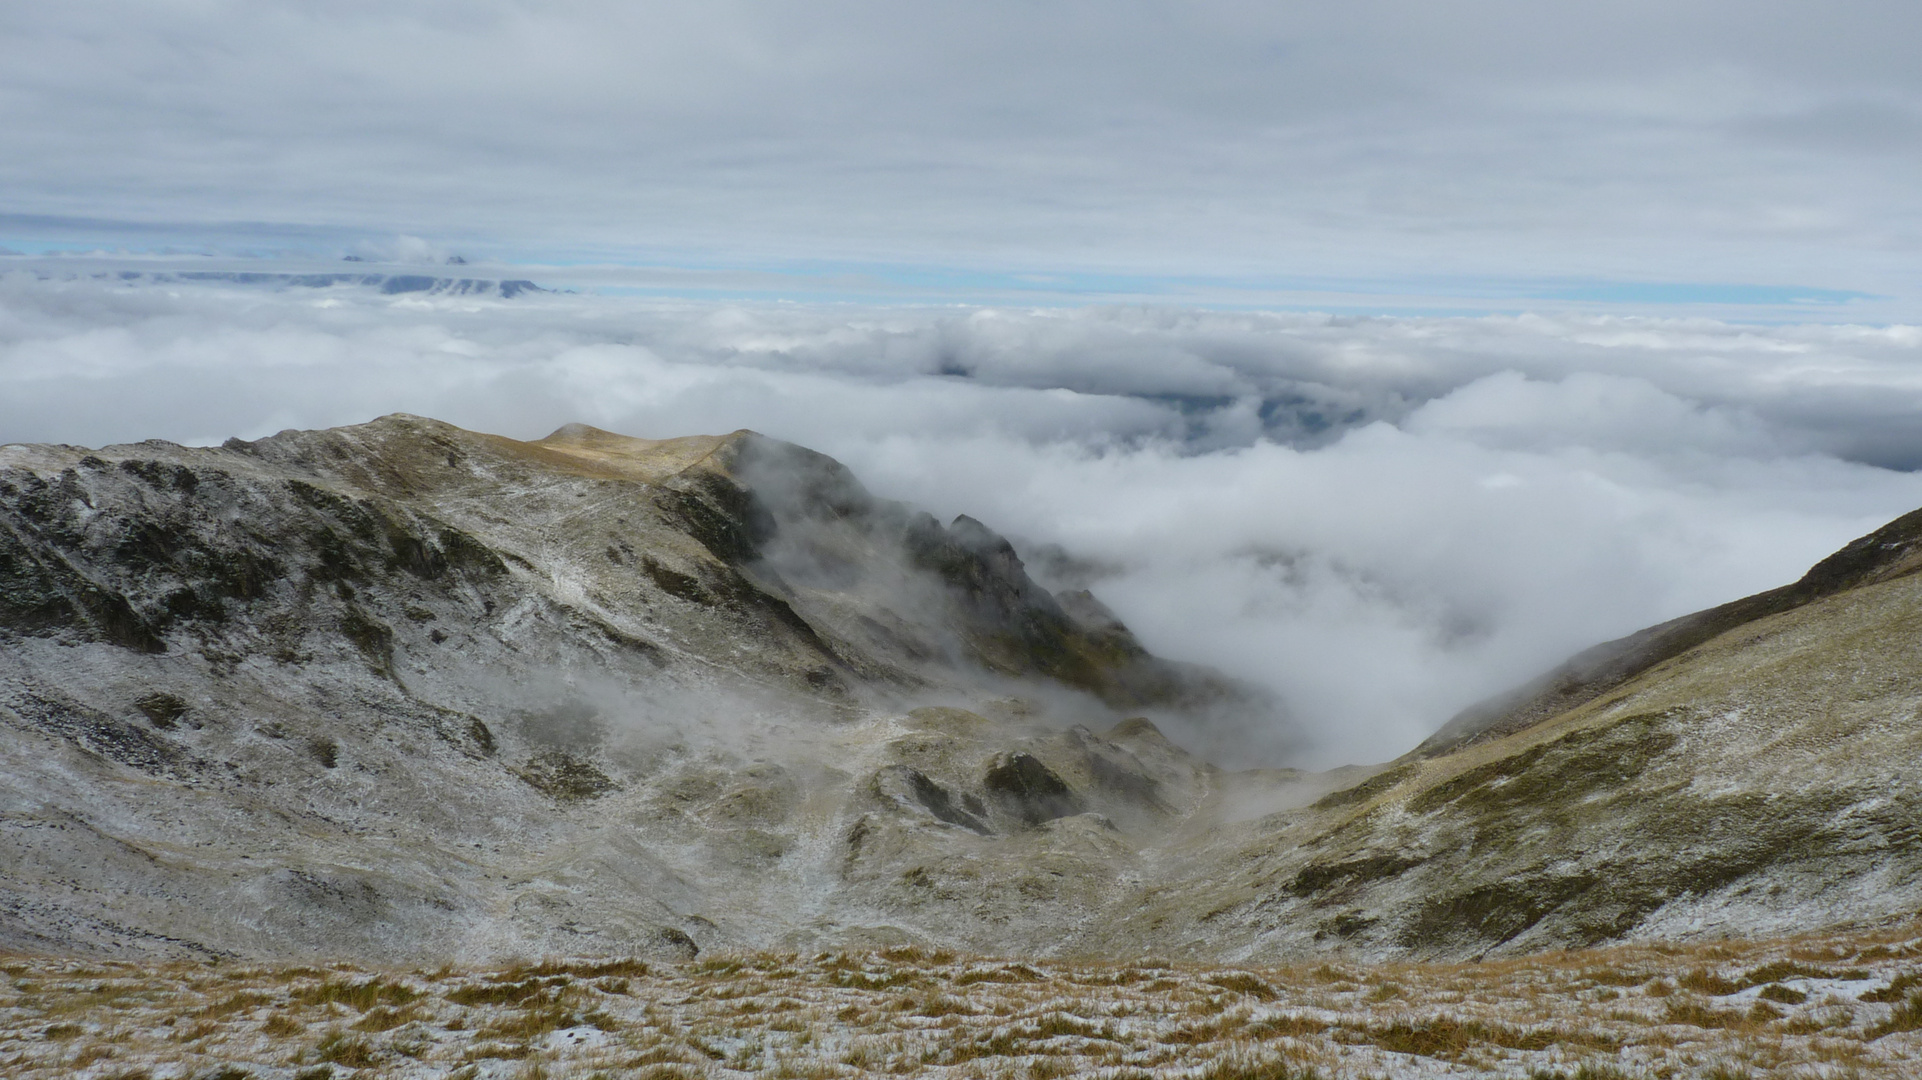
[[5, 272, 1922, 766]]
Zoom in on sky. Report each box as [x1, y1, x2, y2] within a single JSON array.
[[3, 1, 1922, 311], [4, 3, 1922, 764]]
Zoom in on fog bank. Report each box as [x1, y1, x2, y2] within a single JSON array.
[[5, 275, 1920, 765]]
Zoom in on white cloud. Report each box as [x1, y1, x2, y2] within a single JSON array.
[[348, 235, 457, 264], [1402, 371, 1790, 457], [4, 276, 1921, 765]]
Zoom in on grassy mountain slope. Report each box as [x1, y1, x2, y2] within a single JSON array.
[[1095, 512, 1922, 961]]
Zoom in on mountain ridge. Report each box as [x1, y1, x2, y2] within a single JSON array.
[[1418, 503, 1922, 758], [0, 415, 1266, 962], [2, 414, 1918, 967]]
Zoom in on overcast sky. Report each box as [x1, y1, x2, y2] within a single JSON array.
[[4, 2, 1922, 310], [5, 5, 1922, 763]]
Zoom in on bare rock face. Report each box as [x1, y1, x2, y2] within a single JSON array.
[[984, 752, 1084, 825], [2, 413, 1919, 966]]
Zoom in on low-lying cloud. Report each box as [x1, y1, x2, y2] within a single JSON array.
[[5, 273, 1921, 765]]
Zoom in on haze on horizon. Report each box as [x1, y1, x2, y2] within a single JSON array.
[[4, 2, 1922, 765]]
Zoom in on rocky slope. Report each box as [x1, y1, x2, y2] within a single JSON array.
[[0, 415, 1264, 963], [2, 415, 1918, 967]]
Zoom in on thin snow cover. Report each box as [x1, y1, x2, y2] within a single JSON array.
[[4, 275, 1922, 765]]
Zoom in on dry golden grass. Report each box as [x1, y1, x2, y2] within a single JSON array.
[[2, 921, 1920, 1078]]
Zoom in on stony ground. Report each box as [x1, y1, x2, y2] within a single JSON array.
[[3, 921, 1919, 1080]]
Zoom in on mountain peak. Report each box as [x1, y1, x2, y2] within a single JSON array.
[[531, 422, 750, 483]]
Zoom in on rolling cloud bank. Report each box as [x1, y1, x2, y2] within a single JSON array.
[[5, 273, 1921, 765]]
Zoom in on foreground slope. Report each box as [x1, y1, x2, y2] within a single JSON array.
[[6, 922, 1922, 1079]]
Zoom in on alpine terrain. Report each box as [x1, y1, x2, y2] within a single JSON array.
[[2, 415, 1918, 972]]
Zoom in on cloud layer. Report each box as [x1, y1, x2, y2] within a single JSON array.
[[6, 276, 1921, 764], [4, 3, 1921, 301]]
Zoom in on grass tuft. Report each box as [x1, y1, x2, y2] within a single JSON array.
[[1863, 971, 1922, 1003], [1677, 969, 1742, 996], [294, 977, 420, 1011], [446, 979, 557, 1006], [1663, 999, 1751, 1029], [1208, 973, 1279, 1001], [351, 1004, 419, 1032], [478, 1003, 577, 1039], [262, 1012, 305, 1036], [314, 1032, 381, 1067], [199, 991, 274, 1018], [1869, 991, 1922, 1038], [1196, 1053, 1323, 1080]]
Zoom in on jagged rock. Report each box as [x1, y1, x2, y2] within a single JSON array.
[[984, 752, 1083, 825]]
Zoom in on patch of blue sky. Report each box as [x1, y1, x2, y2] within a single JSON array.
[[525, 251, 1881, 309], [0, 216, 1900, 320], [1522, 282, 1878, 307], [546, 261, 1891, 319]]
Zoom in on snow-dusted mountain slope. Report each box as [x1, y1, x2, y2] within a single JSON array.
[[1, 415, 1916, 965]]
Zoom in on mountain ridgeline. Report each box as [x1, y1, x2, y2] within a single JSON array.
[[0, 415, 1917, 965]]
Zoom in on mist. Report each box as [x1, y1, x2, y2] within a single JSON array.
[[5, 274, 1921, 766]]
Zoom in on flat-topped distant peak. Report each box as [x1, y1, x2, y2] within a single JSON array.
[[529, 423, 758, 483]]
